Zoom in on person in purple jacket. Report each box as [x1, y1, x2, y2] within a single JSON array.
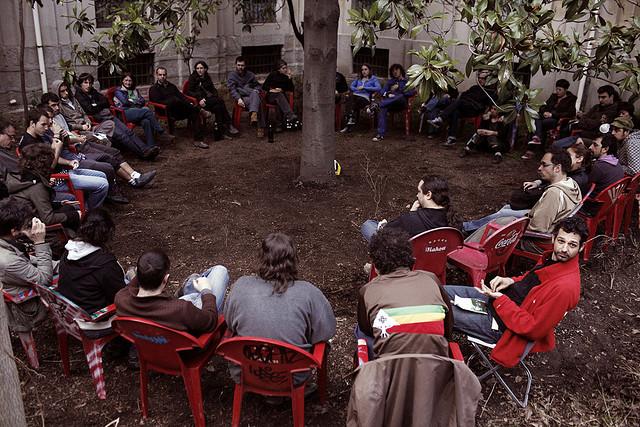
[[113, 72, 172, 148], [340, 63, 382, 133], [372, 64, 416, 142]]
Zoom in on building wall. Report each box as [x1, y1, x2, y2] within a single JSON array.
[[0, 0, 637, 111]]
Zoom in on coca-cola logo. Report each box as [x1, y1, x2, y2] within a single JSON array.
[[494, 230, 521, 250]]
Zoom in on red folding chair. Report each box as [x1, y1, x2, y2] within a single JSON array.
[[216, 337, 328, 427], [105, 87, 136, 130], [2, 288, 41, 369], [578, 176, 630, 261], [112, 316, 226, 427], [35, 284, 117, 399], [369, 227, 463, 282], [447, 217, 530, 288], [618, 173, 640, 235]]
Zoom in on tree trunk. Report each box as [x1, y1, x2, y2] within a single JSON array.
[[0, 294, 28, 427], [18, 0, 29, 123], [299, 0, 339, 183]]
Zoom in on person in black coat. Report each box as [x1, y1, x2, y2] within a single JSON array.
[[58, 208, 125, 313], [186, 61, 238, 138], [262, 60, 299, 128]]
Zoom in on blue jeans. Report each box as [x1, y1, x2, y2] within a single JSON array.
[[54, 168, 109, 210], [124, 107, 163, 147], [111, 118, 152, 157], [533, 117, 558, 139], [376, 96, 408, 136], [463, 204, 529, 232], [179, 265, 229, 311], [444, 285, 503, 344], [551, 136, 578, 150], [361, 219, 379, 243]]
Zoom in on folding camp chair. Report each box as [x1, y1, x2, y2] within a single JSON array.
[[2, 288, 41, 369]]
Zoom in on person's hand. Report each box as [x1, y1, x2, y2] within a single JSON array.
[[82, 123, 91, 131], [199, 99, 206, 108], [543, 112, 552, 119], [24, 217, 46, 244], [237, 98, 245, 108], [410, 200, 421, 211], [193, 277, 211, 292], [60, 129, 69, 140], [71, 160, 80, 170], [61, 200, 80, 206], [78, 135, 87, 143], [479, 281, 503, 299], [477, 129, 488, 136], [388, 93, 396, 98], [523, 181, 539, 191], [357, 85, 364, 91], [600, 114, 608, 123], [391, 84, 399, 91], [488, 276, 514, 292], [576, 110, 584, 119]]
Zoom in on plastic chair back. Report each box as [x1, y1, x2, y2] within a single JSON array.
[[591, 176, 629, 216], [478, 217, 530, 270], [113, 317, 212, 374], [216, 337, 321, 393], [621, 173, 640, 234], [411, 227, 463, 283], [36, 283, 91, 339], [105, 87, 117, 107]]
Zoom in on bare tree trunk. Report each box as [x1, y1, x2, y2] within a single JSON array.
[[299, 0, 339, 183], [18, 0, 29, 124], [0, 294, 28, 427]]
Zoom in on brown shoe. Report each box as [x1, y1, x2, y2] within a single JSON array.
[[250, 112, 258, 125], [257, 128, 265, 138]]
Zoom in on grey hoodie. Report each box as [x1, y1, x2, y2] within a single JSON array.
[[528, 177, 582, 233]]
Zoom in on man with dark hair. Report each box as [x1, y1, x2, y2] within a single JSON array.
[[610, 116, 640, 175], [465, 149, 581, 249], [573, 85, 619, 139], [115, 249, 229, 336], [73, 73, 159, 160], [444, 216, 586, 367], [149, 67, 209, 149], [356, 227, 453, 360], [0, 118, 19, 172], [0, 198, 51, 332], [589, 133, 624, 195], [226, 56, 263, 133]]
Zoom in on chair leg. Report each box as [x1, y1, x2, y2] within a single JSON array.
[[291, 385, 306, 427], [231, 383, 244, 427], [18, 332, 39, 369], [81, 339, 108, 399], [56, 329, 71, 376], [139, 362, 149, 419], [471, 270, 486, 288], [405, 110, 410, 136], [582, 222, 597, 261], [317, 361, 328, 404], [181, 367, 205, 427]]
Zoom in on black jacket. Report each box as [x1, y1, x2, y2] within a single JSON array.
[[149, 81, 190, 105], [74, 87, 111, 117], [263, 71, 295, 92], [58, 244, 125, 313], [186, 73, 219, 100], [386, 208, 450, 238]]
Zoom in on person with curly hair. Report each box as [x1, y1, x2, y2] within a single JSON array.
[[356, 227, 453, 360], [224, 232, 336, 385]]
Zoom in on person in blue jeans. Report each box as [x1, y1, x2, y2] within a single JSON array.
[[372, 64, 416, 142], [113, 72, 172, 148], [178, 265, 229, 311], [54, 167, 109, 211], [340, 63, 381, 133]]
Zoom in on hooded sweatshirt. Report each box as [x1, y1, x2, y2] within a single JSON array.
[[589, 154, 625, 196], [527, 177, 582, 233], [57, 240, 125, 313]]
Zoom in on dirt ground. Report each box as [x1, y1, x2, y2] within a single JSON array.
[[13, 120, 640, 426]]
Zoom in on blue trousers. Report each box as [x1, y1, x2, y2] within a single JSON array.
[[124, 107, 163, 147], [444, 285, 503, 344], [111, 118, 152, 158], [54, 168, 109, 210], [463, 204, 529, 232], [376, 96, 408, 136], [360, 219, 379, 243], [179, 265, 229, 311]]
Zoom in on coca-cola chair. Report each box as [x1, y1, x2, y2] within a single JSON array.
[[369, 227, 464, 283], [618, 172, 640, 235], [447, 217, 530, 288], [578, 176, 630, 261], [112, 316, 227, 427], [35, 283, 117, 399], [216, 336, 327, 427]]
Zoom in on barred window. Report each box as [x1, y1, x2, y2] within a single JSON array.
[[95, 0, 125, 29], [353, 0, 375, 10], [352, 47, 390, 78], [97, 53, 155, 89], [242, 0, 277, 24], [241, 45, 283, 75]]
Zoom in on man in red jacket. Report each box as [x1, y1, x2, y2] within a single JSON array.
[[445, 216, 587, 367]]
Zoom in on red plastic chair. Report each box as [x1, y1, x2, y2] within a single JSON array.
[[369, 227, 463, 282], [181, 80, 200, 105], [511, 183, 596, 264], [618, 173, 640, 235], [105, 87, 136, 130], [216, 337, 328, 427], [50, 173, 86, 216], [578, 176, 631, 261], [112, 316, 226, 427], [2, 289, 41, 369], [260, 91, 294, 125], [388, 95, 415, 136], [447, 217, 530, 288], [35, 283, 117, 399]]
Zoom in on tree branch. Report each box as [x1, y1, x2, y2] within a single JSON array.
[[286, 0, 304, 46]]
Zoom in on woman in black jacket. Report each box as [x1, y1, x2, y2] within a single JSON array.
[[186, 61, 238, 138], [262, 60, 299, 128], [58, 208, 125, 313]]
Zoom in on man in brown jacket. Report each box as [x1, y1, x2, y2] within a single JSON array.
[[357, 227, 453, 360], [115, 249, 226, 336]]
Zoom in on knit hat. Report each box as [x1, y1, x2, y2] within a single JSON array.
[[611, 116, 634, 130]]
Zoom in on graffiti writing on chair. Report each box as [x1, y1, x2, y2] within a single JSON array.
[[494, 230, 522, 255], [132, 331, 168, 345], [248, 365, 288, 384], [423, 238, 448, 254], [243, 344, 302, 365]]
